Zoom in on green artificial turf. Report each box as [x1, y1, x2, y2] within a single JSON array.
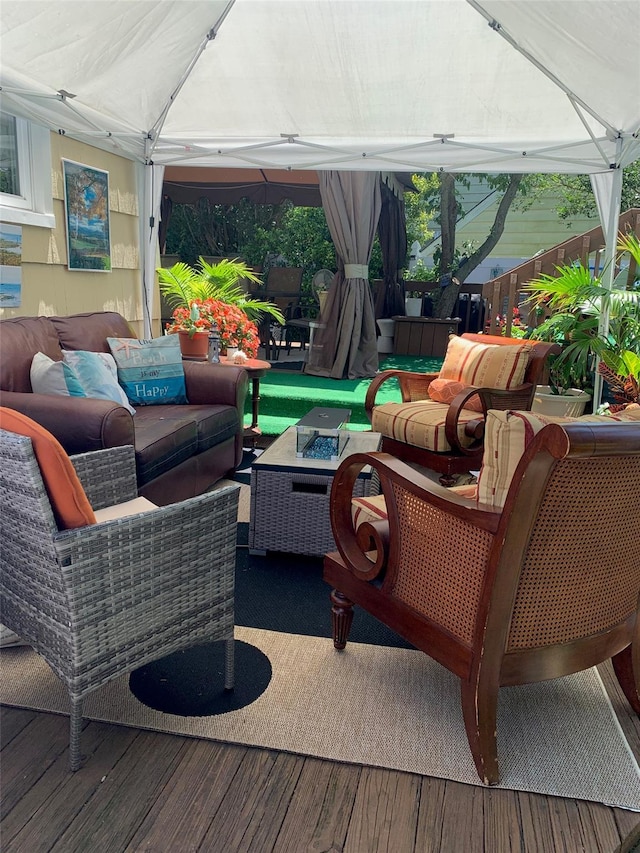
[[244, 354, 443, 436]]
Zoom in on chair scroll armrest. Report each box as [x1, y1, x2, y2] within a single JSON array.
[[70, 445, 138, 509], [364, 370, 440, 421], [330, 452, 501, 580], [443, 384, 536, 456]]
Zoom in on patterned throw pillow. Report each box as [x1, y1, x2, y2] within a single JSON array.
[[30, 351, 135, 414], [477, 407, 640, 508], [439, 335, 531, 390], [427, 378, 483, 412], [62, 350, 135, 414], [107, 335, 187, 406], [30, 352, 86, 397]]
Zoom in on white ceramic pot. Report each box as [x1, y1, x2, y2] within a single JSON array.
[[405, 297, 422, 317], [376, 318, 395, 354], [531, 386, 591, 417]]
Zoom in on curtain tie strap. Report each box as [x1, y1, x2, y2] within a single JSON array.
[[344, 263, 369, 279]]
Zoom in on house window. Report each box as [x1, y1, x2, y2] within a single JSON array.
[[0, 111, 54, 228]]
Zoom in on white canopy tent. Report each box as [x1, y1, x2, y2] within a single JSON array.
[[1, 0, 639, 375]]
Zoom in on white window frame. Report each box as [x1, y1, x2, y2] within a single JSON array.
[[0, 115, 54, 228]]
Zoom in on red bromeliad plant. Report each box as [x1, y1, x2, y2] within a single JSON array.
[[166, 299, 260, 358]]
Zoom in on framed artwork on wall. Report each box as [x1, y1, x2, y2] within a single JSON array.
[[0, 223, 22, 306], [62, 159, 111, 271]]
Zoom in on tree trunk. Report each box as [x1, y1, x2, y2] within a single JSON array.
[[455, 175, 524, 283], [440, 173, 458, 274]]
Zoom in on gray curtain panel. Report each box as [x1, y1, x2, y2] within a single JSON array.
[[375, 181, 408, 320], [305, 171, 381, 380]]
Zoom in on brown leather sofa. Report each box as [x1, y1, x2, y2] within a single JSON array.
[[0, 312, 249, 505]]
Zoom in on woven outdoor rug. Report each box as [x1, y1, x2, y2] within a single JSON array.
[[2, 626, 640, 810]]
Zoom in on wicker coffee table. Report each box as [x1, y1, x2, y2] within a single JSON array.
[[249, 426, 382, 557]]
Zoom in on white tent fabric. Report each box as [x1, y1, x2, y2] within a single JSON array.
[[1, 0, 638, 362], [1, 0, 638, 174]]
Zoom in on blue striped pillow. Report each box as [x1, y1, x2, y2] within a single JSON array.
[[107, 336, 187, 406]]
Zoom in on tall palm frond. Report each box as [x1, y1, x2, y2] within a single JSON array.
[[157, 257, 285, 324]]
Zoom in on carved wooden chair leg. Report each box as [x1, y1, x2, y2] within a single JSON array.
[[330, 589, 354, 650], [461, 678, 500, 785], [612, 646, 640, 714]]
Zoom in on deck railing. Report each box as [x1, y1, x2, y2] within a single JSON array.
[[481, 208, 640, 336]]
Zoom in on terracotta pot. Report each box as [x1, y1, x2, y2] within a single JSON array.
[[177, 330, 209, 360]]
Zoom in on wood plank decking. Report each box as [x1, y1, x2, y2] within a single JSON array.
[[2, 663, 639, 852]]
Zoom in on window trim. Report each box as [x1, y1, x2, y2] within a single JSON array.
[[0, 117, 55, 228]]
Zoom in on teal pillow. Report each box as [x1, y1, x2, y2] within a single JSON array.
[[62, 350, 136, 415], [107, 336, 188, 406]]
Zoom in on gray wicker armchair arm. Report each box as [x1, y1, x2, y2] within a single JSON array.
[[70, 445, 138, 509], [50, 485, 239, 692]]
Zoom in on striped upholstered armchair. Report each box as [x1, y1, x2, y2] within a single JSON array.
[[364, 333, 559, 484]]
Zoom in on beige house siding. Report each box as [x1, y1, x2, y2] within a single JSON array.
[[1, 134, 147, 337]]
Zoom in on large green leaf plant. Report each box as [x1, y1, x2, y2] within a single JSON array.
[[523, 232, 640, 403], [157, 257, 285, 324]]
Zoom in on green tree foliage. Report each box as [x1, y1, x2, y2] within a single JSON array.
[[514, 161, 640, 226], [166, 200, 384, 298]]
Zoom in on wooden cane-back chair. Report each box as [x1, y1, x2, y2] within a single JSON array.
[[324, 416, 640, 784], [365, 333, 560, 484]]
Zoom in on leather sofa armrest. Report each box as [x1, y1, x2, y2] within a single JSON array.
[[182, 362, 249, 412], [0, 391, 134, 454]]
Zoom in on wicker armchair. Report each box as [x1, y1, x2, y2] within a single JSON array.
[[324, 420, 640, 784], [0, 429, 239, 771], [364, 333, 559, 484]]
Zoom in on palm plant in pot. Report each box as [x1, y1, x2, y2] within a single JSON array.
[[523, 232, 640, 416], [158, 257, 285, 358]]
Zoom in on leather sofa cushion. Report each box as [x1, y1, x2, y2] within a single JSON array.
[[50, 312, 134, 353], [132, 404, 238, 485], [0, 317, 62, 392]]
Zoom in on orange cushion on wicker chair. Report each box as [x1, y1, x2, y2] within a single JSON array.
[[0, 407, 96, 530]]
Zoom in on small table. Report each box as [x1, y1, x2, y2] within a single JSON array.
[[249, 425, 382, 557], [220, 356, 270, 438]]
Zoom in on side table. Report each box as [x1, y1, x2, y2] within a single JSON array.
[[249, 426, 382, 557], [219, 356, 271, 439]]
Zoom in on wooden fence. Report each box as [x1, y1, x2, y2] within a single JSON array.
[[481, 208, 640, 336]]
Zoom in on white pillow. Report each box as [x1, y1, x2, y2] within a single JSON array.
[[30, 351, 85, 397], [30, 351, 135, 414]]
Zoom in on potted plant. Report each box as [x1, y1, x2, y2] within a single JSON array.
[[523, 231, 640, 415], [157, 257, 285, 325], [165, 298, 261, 359]]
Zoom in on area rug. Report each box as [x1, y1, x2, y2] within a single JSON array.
[[1, 628, 639, 809]]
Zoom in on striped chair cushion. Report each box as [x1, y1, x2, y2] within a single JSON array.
[[351, 494, 388, 527], [372, 401, 480, 452], [439, 335, 531, 389], [477, 405, 640, 508], [351, 484, 479, 527]]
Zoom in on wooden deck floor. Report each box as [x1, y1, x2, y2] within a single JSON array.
[[2, 662, 639, 852]]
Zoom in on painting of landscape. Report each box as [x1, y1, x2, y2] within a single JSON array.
[[63, 160, 111, 271], [0, 223, 22, 306]]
